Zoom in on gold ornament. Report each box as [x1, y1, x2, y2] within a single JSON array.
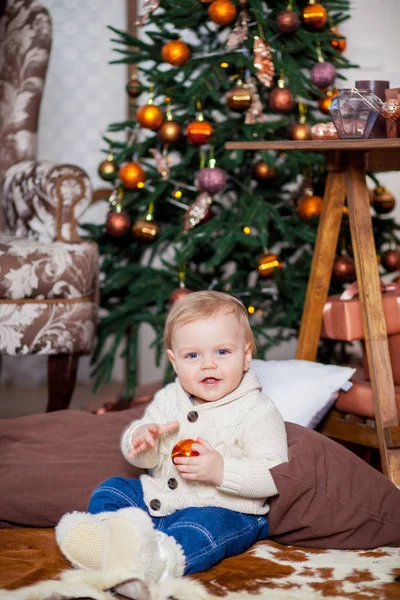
[[161, 39, 191, 67], [252, 160, 277, 181], [226, 80, 252, 112], [289, 123, 312, 141], [302, 1, 327, 29], [158, 119, 183, 144], [257, 253, 283, 278], [119, 162, 146, 189], [253, 37, 275, 88], [208, 0, 237, 26], [372, 186, 396, 214], [132, 217, 160, 241], [297, 194, 323, 220], [98, 154, 118, 181], [136, 102, 164, 130], [318, 88, 338, 114]]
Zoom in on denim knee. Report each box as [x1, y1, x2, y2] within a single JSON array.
[[88, 476, 146, 514]]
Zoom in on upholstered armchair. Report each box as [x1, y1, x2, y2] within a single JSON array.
[[0, 0, 99, 411]]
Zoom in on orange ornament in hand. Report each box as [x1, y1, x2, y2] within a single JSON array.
[[171, 439, 200, 463]]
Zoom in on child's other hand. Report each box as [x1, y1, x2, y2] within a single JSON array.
[[129, 421, 179, 457], [173, 437, 223, 486]]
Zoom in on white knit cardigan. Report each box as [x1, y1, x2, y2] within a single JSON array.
[[121, 369, 288, 517]]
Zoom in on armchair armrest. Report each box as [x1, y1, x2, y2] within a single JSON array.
[[3, 160, 92, 243]]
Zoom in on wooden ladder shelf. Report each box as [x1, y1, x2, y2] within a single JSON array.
[[225, 139, 400, 485]]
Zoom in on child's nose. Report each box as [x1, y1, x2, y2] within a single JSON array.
[[201, 356, 217, 369]]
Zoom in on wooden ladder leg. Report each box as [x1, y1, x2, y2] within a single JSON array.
[[345, 152, 400, 485], [47, 354, 79, 412], [296, 169, 346, 361]]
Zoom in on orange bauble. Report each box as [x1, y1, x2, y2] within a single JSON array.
[[289, 123, 312, 141], [136, 104, 164, 130], [302, 2, 327, 29], [252, 160, 277, 181], [297, 195, 323, 220], [257, 253, 283, 278], [186, 119, 214, 145], [318, 88, 339, 114], [208, 0, 237, 26], [119, 162, 146, 189], [330, 27, 347, 53], [171, 439, 200, 463], [161, 40, 191, 67], [158, 120, 183, 144]]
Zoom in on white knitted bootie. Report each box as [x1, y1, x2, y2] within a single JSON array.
[[55, 510, 110, 571], [56, 507, 186, 583]]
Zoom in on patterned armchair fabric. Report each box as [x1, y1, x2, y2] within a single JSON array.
[[0, 0, 98, 409]]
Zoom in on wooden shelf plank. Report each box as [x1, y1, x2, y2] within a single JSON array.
[[225, 139, 400, 152]]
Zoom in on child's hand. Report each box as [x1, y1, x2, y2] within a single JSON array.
[[129, 421, 179, 458], [173, 437, 223, 486]]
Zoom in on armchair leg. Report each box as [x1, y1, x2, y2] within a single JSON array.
[[47, 355, 79, 412]]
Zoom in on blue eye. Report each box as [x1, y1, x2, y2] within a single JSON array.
[[217, 349, 230, 355], [185, 352, 198, 359]]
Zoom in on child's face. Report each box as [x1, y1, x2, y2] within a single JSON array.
[[167, 311, 252, 403]]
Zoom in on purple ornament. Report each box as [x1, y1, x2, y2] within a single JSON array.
[[311, 62, 336, 89], [198, 167, 227, 195]]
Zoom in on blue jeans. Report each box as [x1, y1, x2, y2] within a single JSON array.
[[88, 477, 269, 575]]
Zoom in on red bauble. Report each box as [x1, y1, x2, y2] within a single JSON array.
[[169, 287, 192, 304], [381, 249, 400, 272], [126, 74, 142, 98], [311, 62, 336, 89], [198, 167, 227, 194], [332, 254, 356, 283], [269, 87, 295, 112], [106, 210, 131, 237], [186, 119, 214, 145], [171, 439, 199, 463], [276, 9, 300, 33]]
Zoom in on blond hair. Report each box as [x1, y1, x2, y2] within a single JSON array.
[[164, 290, 257, 356]]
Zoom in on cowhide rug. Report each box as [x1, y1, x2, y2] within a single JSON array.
[[0, 540, 398, 600]]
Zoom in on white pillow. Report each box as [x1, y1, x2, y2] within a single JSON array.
[[250, 359, 355, 429]]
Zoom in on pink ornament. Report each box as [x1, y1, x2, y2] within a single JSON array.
[[311, 62, 336, 89], [198, 167, 227, 195]]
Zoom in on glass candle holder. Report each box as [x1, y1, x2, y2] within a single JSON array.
[[328, 89, 380, 139]]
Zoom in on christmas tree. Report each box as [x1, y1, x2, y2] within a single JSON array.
[[87, 0, 400, 397]]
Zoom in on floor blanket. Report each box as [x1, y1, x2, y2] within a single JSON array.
[[0, 528, 399, 599]]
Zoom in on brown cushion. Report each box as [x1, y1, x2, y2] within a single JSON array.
[[0, 406, 148, 527], [1, 410, 399, 550], [268, 422, 400, 548]]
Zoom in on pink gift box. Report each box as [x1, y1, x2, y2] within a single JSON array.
[[321, 281, 400, 341]]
